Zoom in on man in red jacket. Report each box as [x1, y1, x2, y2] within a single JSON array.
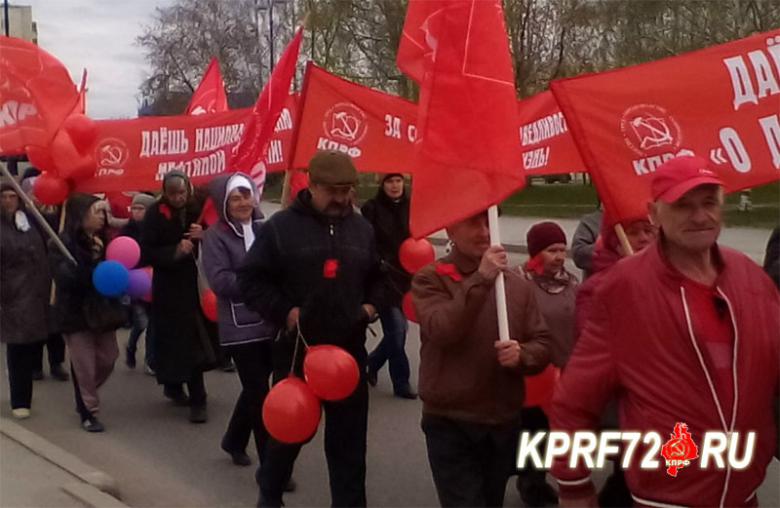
[[551, 156, 779, 507]]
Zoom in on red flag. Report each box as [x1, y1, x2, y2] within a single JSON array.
[[551, 29, 780, 223], [231, 27, 303, 179], [517, 91, 586, 176], [291, 63, 419, 172], [186, 58, 229, 116], [286, 170, 309, 206], [398, 0, 525, 238], [0, 36, 79, 156]]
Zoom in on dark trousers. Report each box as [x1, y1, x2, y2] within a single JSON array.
[[257, 379, 369, 507], [165, 368, 207, 406], [127, 303, 152, 365], [517, 407, 549, 485], [222, 340, 273, 458], [6, 342, 42, 409], [33, 333, 66, 371], [367, 306, 411, 392], [422, 414, 519, 507]]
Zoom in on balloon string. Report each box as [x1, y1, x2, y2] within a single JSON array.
[[289, 318, 310, 376]]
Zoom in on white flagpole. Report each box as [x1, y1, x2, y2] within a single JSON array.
[[488, 205, 510, 342]]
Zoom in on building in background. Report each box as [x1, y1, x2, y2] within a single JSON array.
[[1, 4, 37, 43]]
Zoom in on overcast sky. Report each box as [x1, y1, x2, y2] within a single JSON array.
[[23, 0, 172, 119]]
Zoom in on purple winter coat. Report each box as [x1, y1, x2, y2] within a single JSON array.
[[202, 174, 277, 346]]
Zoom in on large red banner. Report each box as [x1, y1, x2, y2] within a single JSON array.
[[75, 94, 298, 193], [552, 29, 780, 221], [291, 63, 418, 172], [293, 64, 584, 177], [517, 91, 586, 175]]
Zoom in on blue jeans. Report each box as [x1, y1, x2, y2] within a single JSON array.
[[367, 306, 411, 392], [127, 302, 152, 366]]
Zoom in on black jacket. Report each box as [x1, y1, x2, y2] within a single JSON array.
[[239, 190, 387, 356], [1, 209, 52, 343], [49, 194, 122, 334], [141, 198, 216, 383], [361, 188, 411, 307], [120, 219, 143, 243]]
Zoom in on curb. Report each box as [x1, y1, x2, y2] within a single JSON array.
[[0, 417, 123, 505], [62, 482, 129, 508]]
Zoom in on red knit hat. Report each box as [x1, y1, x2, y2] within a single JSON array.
[[526, 222, 567, 257]]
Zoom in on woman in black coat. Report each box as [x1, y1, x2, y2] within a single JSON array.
[[0, 182, 51, 419], [141, 171, 215, 423]]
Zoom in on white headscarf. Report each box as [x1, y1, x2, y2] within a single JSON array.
[[225, 174, 256, 251]]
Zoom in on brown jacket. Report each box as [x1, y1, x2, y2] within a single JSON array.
[[412, 248, 552, 425]]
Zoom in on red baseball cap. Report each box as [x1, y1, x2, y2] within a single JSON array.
[[651, 155, 723, 203]]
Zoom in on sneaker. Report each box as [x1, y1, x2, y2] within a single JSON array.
[[82, 416, 105, 433], [50, 364, 70, 382], [189, 404, 208, 423], [125, 349, 136, 369], [144, 364, 156, 376], [32, 369, 44, 381], [11, 408, 30, 419]]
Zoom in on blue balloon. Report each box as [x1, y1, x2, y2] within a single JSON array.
[[93, 260, 130, 297]]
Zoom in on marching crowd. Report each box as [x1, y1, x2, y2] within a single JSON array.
[[1, 151, 779, 508]]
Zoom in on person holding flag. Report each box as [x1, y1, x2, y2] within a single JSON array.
[[411, 210, 552, 507], [551, 156, 780, 507]]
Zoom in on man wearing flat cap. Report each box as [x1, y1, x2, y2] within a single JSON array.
[[239, 151, 387, 507], [551, 156, 780, 507]]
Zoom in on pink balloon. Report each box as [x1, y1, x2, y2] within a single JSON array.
[[106, 236, 141, 269]]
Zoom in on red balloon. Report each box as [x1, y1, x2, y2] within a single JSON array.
[[402, 292, 418, 323], [399, 238, 435, 274], [25, 146, 57, 173], [33, 173, 70, 205], [303, 345, 360, 401], [62, 114, 97, 154], [263, 377, 321, 444], [50, 129, 95, 181], [200, 289, 218, 321], [523, 365, 560, 413]]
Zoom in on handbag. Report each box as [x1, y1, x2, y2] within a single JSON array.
[[83, 293, 128, 333]]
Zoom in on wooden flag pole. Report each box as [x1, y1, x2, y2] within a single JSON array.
[[0, 162, 76, 265], [614, 223, 634, 256], [488, 205, 510, 342], [279, 170, 293, 209]]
